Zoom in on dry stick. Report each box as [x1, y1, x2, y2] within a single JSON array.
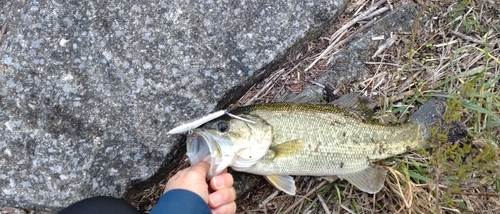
[[326, 16, 380, 64], [353, 0, 368, 16], [338, 0, 385, 40], [243, 69, 286, 106], [434, 40, 458, 47], [448, 7, 474, 49], [369, 71, 387, 92], [303, 198, 319, 213], [297, 177, 315, 212], [282, 180, 328, 214], [317, 193, 332, 214], [364, 61, 401, 66], [328, 0, 386, 46], [305, 0, 388, 72], [259, 190, 279, 208], [238, 70, 280, 106], [386, 0, 393, 11], [340, 204, 357, 214], [464, 50, 486, 69], [305, 33, 350, 74], [372, 33, 397, 58], [451, 192, 500, 197], [451, 30, 495, 49], [361, 6, 390, 21], [322, 17, 379, 70]]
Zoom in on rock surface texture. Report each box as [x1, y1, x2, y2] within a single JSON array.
[[0, 0, 346, 211]]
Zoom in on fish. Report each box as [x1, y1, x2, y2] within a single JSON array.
[[177, 94, 449, 195]]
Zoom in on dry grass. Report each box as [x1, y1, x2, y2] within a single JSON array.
[[233, 0, 500, 213], [131, 0, 500, 213]]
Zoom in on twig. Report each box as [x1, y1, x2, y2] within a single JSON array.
[[386, 0, 393, 11], [317, 193, 332, 214], [304, 0, 388, 72], [330, 0, 387, 43], [303, 198, 319, 213], [451, 30, 495, 49], [282, 180, 328, 214], [259, 190, 279, 208], [372, 32, 397, 58], [310, 81, 325, 88], [340, 204, 357, 214], [353, 0, 368, 16], [320, 29, 348, 61], [451, 192, 500, 197], [364, 61, 401, 66], [330, 16, 380, 54], [362, 6, 390, 21], [440, 207, 461, 213], [242, 69, 286, 106], [434, 40, 458, 47], [386, 167, 412, 208]]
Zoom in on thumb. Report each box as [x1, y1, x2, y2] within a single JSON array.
[[191, 161, 210, 176]]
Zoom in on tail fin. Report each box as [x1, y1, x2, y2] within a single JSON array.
[[409, 97, 446, 141], [409, 97, 467, 142]]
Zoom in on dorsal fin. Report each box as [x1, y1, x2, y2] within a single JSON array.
[[330, 92, 375, 121], [274, 88, 325, 104]]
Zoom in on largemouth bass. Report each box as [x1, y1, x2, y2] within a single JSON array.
[[180, 96, 447, 195]]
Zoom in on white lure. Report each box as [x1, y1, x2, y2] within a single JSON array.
[[168, 110, 255, 134], [168, 110, 226, 134]]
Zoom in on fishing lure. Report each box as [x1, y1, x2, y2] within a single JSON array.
[[168, 110, 255, 134]]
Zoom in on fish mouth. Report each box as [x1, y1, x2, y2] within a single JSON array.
[[186, 130, 234, 178]]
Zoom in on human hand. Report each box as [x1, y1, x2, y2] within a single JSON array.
[[164, 162, 236, 214]]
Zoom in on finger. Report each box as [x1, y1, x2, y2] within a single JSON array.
[[210, 172, 234, 190], [211, 202, 236, 214], [208, 187, 236, 208], [190, 161, 210, 175]]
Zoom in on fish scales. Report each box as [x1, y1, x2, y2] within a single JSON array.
[[180, 97, 447, 195], [237, 103, 427, 176]]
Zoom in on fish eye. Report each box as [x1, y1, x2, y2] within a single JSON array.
[[216, 121, 229, 133]]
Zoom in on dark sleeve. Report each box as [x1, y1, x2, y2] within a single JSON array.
[[149, 189, 211, 214]]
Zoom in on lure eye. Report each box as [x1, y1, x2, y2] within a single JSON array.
[[216, 121, 229, 133]]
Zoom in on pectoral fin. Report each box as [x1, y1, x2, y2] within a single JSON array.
[[271, 139, 304, 159], [339, 166, 387, 194], [264, 175, 296, 195]]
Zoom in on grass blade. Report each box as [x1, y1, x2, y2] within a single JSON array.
[[408, 170, 433, 183], [461, 100, 500, 120]]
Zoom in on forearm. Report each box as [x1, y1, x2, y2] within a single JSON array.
[[149, 189, 211, 214]]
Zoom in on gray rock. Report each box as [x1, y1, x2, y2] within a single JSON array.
[[0, 207, 26, 214], [0, 207, 48, 214], [304, 3, 419, 92], [0, 0, 347, 211]]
